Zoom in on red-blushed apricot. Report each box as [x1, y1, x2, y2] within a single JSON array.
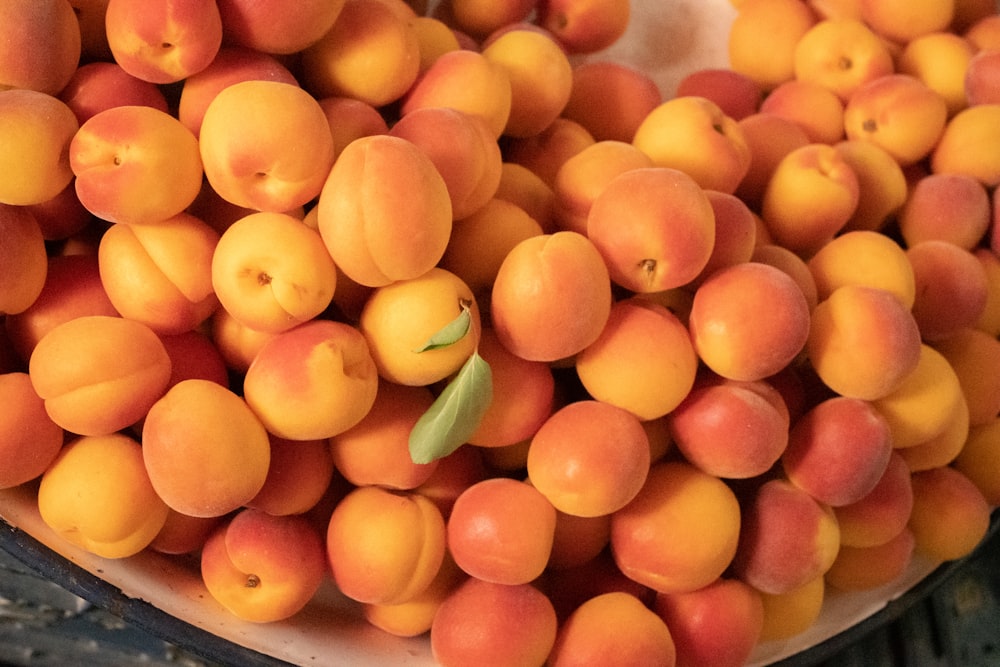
[[467, 327, 555, 449], [933, 327, 1000, 426], [359, 267, 480, 386], [246, 436, 335, 516], [28, 315, 171, 436], [654, 577, 765, 667], [807, 230, 916, 307], [731, 478, 841, 595], [727, 0, 819, 90], [142, 379, 271, 517], [389, 106, 502, 220], [899, 173, 991, 250], [688, 262, 811, 383], [447, 0, 534, 39], [611, 461, 742, 594], [953, 418, 1000, 505], [481, 28, 573, 139], [0, 0, 81, 95], [931, 104, 1000, 187], [176, 46, 299, 138], [756, 575, 826, 642], [760, 79, 845, 145], [59, 61, 170, 126], [242, 318, 378, 441], [0, 205, 47, 317], [548, 591, 676, 667], [105, 0, 222, 84], [37, 433, 169, 559], [4, 254, 119, 364], [834, 451, 914, 548], [792, 19, 895, 102], [908, 240, 989, 341], [318, 134, 453, 288], [0, 89, 79, 207], [965, 48, 1000, 106], [199, 80, 335, 213], [734, 112, 811, 211], [908, 465, 992, 562], [834, 140, 909, 233], [527, 400, 650, 518], [400, 48, 513, 140], [547, 510, 612, 571], [441, 198, 545, 300], [690, 190, 757, 287], [826, 527, 917, 592], [157, 330, 229, 389], [871, 344, 966, 450], [70, 105, 202, 224], [668, 377, 790, 480], [504, 117, 597, 190], [415, 445, 489, 520], [215, 0, 345, 54], [327, 485, 446, 605], [576, 298, 698, 421], [363, 551, 467, 638], [587, 167, 716, 293], [447, 477, 557, 585], [494, 162, 557, 233], [552, 140, 654, 236], [211, 212, 337, 334], [430, 578, 557, 667], [974, 247, 1000, 337], [24, 180, 93, 242], [761, 143, 860, 255], [208, 306, 277, 374], [299, 0, 420, 106], [148, 509, 223, 556], [632, 96, 751, 194], [317, 95, 389, 158], [561, 61, 662, 143], [537, 0, 631, 54], [806, 285, 923, 401], [0, 372, 64, 489], [491, 231, 612, 363], [200, 508, 328, 623], [97, 212, 220, 335], [676, 68, 763, 121], [783, 396, 894, 507], [329, 379, 438, 489]]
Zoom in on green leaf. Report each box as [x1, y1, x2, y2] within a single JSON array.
[[409, 351, 493, 464], [413, 300, 472, 352]]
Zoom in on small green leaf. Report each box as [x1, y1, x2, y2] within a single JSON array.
[[409, 351, 493, 464], [413, 300, 472, 352]]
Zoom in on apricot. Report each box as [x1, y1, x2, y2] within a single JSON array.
[[611, 461, 742, 594], [410, 15, 461, 73], [632, 96, 751, 194], [931, 104, 1000, 187], [759, 79, 845, 145], [756, 575, 826, 642], [466, 327, 555, 449], [504, 117, 596, 189], [587, 167, 716, 293], [691, 191, 757, 285], [548, 510, 612, 571], [974, 247, 1000, 336], [827, 528, 916, 593], [208, 306, 277, 374], [898, 32, 975, 116], [807, 230, 915, 306], [490, 231, 612, 363], [59, 61, 171, 126], [447, 0, 534, 39], [834, 451, 914, 548], [576, 298, 698, 421], [0, 205, 47, 317], [727, 0, 818, 90], [28, 315, 171, 436], [668, 378, 790, 480], [481, 28, 573, 138], [908, 465, 991, 562], [329, 379, 438, 489], [363, 552, 466, 638], [157, 330, 229, 389], [560, 61, 662, 143], [243, 436, 334, 517], [317, 134, 453, 288], [731, 478, 841, 595], [141, 379, 271, 517], [25, 180, 94, 242], [0, 0, 80, 93], [897, 395, 970, 472], [953, 418, 1000, 505], [327, 485, 446, 605], [654, 578, 765, 667], [148, 510, 222, 556], [430, 578, 557, 667], [0, 89, 79, 207], [934, 327, 1000, 426], [806, 284, 923, 400], [299, 0, 420, 107], [200, 508, 328, 623], [907, 240, 989, 341], [0, 372, 64, 489], [214, 0, 346, 54], [792, 19, 895, 101], [688, 262, 811, 383], [733, 113, 811, 210], [548, 592, 676, 667], [676, 68, 763, 122], [243, 319, 379, 440], [70, 105, 202, 224], [859, 0, 955, 43], [833, 140, 909, 233], [317, 95, 390, 158], [964, 48, 1000, 106], [37, 433, 169, 559]]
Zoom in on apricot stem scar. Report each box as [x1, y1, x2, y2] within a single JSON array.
[[862, 119, 877, 132], [246, 574, 260, 588], [639, 258, 657, 274], [839, 56, 853, 70], [258, 272, 273, 286]]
